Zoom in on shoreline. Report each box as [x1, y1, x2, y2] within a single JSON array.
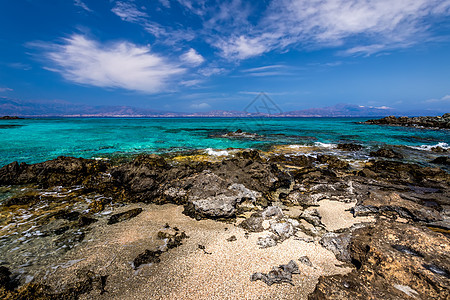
[[0, 143, 449, 299]]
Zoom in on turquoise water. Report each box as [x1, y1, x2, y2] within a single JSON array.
[[0, 117, 448, 166]]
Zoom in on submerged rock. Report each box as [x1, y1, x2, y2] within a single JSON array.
[[107, 208, 143, 225], [336, 143, 363, 151], [370, 148, 403, 159]]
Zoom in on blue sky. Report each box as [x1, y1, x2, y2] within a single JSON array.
[[0, 0, 450, 113]]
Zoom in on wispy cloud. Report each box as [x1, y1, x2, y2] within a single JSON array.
[[8, 62, 32, 70], [0, 87, 13, 92], [213, 0, 450, 59], [36, 34, 185, 93], [180, 49, 205, 66], [74, 0, 92, 12], [112, 1, 195, 45], [111, 1, 148, 22], [426, 94, 450, 103], [159, 0, 171, 9]]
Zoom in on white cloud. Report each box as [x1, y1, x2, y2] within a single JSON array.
[[74, 0, 92, 12], [215, 35, 268, 60], [198, 66, 226, 77], [0, 87, 13, 92], [40, 34, 185, 93], [180, 49, 205, 66], [111, 1, 148, 22], [213, 0, 450, 59]]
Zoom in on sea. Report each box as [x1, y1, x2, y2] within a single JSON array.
[[0, 117, 448, 166]]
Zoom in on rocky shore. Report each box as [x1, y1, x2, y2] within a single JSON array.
[[364, 113, 450, 129], [0, 144, 449, 299]]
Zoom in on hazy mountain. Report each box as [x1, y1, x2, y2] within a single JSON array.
[[0, 97, 445, 117]]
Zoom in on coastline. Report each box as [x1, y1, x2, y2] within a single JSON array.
[[0, 142, 449, 299]]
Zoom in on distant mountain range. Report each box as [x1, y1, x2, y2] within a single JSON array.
[[0, 97, 444, 117]]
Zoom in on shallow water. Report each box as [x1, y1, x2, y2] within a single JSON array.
[[0, 117, 448, 166]]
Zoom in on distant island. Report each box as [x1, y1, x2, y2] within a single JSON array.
[[0, 116, 23, 120], [365, 114, 450, 129]]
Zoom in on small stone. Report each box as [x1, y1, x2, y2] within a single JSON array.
[[298, 256, 313, 267], [226, 235, 237, 242]]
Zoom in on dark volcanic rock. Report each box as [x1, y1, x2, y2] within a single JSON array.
[[431, 156, 450, 165], [107, 208, 143, 225], [317, 155, 349, 170], [370, 148, 403, 159], [0, 266, 14, 291], [309, 220, 450, 299], [0, 156, 108, 187], [336, 143, 363, 151], [365, 114, 450, 129], [251, 260, 300, 286]]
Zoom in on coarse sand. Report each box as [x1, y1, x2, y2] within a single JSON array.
[[42, 202, 371, 300]]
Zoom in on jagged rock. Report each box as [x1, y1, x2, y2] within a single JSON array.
[[107, 208, 143, 225], [183, 172, 259, 219], [317, 155, 350, 170], [309, 220, 450, 299], [352, 191, 442, 223], [0, 266, 14, 291], [251, 260, 300, 286], [300, 209, 323, 227], [239, 206, 284, 232], [370, 148, 403, 159], [319, 231, 352, 262], [0, 156, 108, 187]]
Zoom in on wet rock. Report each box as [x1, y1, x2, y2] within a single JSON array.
[[431, 156, 450, 165], [337, 143, 363, 151], [0, 266, 14, 291], [78, 216, 98, 227], [251, 260, 300, 286], [431, 146, 448, 153], [317, 155, 350, 170], [107, 208, 143, 225], [133, 250, 162, 269], [309, 220, 450, 299], [370, 148, 403, 159], [319, 231, 352, 262]]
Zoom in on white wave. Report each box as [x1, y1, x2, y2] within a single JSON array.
[[205, 148, 229, 156], [314, 142, 337, 149], [409, 142, 449, 151]]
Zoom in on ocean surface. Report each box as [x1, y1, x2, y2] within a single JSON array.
[[0, 117, 448, 166]]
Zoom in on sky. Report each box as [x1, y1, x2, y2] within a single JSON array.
[[0, 0, 450, 113]]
